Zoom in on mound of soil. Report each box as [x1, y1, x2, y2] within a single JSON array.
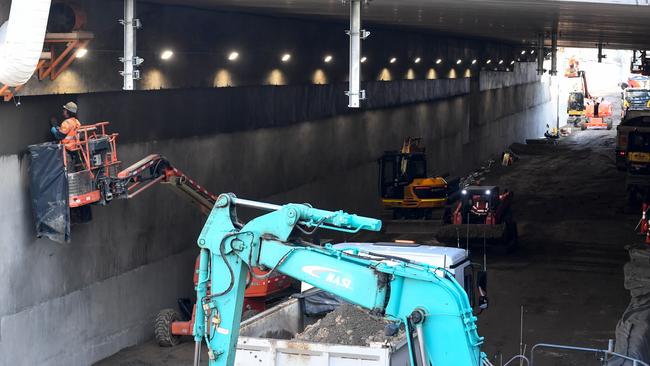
[[294, 303, 403, 346]]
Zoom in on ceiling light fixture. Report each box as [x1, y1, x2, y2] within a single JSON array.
[[471, 59, 477, 65], [390, 57, 397, 64], [360, 56, 367, 63], [76, 48, 88, 58], [228, 51, 239, 61], [456, 59, 462, 64], [281, 53, 291, 62], [435, 58, 442, 64], [486, 59, 492, 64], [498, 59, 504, 65], [324, 55, 333, 63], [414, 57, 421, 64], [160, 49, 173, 60]]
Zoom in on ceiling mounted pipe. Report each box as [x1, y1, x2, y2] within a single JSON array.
[[0, 0, 52, 87]]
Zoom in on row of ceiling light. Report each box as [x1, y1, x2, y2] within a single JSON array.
[[158, 49, 517, 66], [74, 47, 528, 68]]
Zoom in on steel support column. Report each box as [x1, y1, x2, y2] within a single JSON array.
[[121, 0, 141, 90], [346, 0, 367, 108], [536, 33, 545, 75], [598, 42, 607, 63], [550, 32, 558, 75]]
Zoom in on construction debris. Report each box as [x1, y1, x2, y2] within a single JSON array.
[[613, 245, 650, 364], [294, 303, 404, 346]]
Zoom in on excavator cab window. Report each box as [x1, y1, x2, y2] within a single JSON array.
[[568, 92, 585, 111], [403, 154, 427, 181], [379, 153, 427, 199]]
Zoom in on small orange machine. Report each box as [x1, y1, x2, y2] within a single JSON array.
[[582, 99, 614, 130], [159, 256, 295, 346]]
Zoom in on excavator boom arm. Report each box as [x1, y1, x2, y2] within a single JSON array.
[[192, 194, 484, 366]]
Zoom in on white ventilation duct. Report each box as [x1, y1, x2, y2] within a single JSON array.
[[0, 0, 52, 87]]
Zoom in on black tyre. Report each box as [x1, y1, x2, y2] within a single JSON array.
[[581, 123, 587, 131], [155, 308, 182, 347]]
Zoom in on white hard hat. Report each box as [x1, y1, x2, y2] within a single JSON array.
[[63, 101, 78, 114]]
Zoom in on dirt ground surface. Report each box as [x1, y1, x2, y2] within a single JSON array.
[[473, 129, 638, 365]]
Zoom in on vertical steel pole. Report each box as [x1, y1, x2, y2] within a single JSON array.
[[550, 32, 558, 76], [536, 33, 545, 76], [347, 0, 364, 108], [123, 0, 136, 90]]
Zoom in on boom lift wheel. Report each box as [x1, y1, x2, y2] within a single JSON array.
[[155, 308, 182, 347]]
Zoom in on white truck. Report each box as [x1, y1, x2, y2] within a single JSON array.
[[235, 242, 478, 366]]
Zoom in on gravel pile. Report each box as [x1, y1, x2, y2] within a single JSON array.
[[294, 303, 403, 346]]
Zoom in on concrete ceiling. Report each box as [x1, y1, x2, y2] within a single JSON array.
[[146, 0, 650, 50]]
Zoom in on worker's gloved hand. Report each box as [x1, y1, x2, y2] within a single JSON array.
[[49, 117, 58, 127]]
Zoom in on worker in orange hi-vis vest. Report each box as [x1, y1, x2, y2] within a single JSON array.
[[50, 101, 81, 151]]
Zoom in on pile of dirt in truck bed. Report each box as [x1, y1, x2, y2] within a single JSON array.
[[294, 303, 404, 346]]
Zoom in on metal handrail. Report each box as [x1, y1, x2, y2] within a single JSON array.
[[530, 343, 649, 366]]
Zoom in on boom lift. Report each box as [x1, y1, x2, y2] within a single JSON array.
[[565, 57, 591, 127], [191, 193, 486, 366], [27, 122, 294, 346], [563, 58, 613, 130]]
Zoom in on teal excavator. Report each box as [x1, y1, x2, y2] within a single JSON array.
[[191, 193, 486, 366]]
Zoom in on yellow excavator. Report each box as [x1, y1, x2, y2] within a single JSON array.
[[378, 137, 458, 220]]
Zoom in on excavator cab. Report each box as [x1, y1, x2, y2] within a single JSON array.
[[379, 150, 427, 198], [567, 91, 586, 126], [378, 138, 455, 219], [568, 92, 585, 113]]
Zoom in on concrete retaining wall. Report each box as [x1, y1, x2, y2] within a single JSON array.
[[0, 63, 552, 365]]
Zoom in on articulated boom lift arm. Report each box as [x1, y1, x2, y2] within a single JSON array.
[[192, 193, 485, 366], [111, 154, 217, 215]]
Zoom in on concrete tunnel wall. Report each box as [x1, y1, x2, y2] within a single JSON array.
[[0, 58, 553, 365]]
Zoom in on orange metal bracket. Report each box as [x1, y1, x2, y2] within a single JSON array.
[[2, 31, 93, 102]]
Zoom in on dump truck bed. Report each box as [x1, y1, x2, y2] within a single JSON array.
[[236, 292, 412, 366]]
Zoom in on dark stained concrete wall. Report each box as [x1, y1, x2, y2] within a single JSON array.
[[0, 79, 469, 155], [0, 0, 519, 96], [0, 62, 552, 365]]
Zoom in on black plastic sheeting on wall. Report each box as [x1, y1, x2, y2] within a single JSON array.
[[77, 80, 471, 146], [0, 79, 471, 157], [28, 142, 70, 243]]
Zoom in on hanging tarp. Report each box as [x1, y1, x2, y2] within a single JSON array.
[[28, 142, 70, 243]]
